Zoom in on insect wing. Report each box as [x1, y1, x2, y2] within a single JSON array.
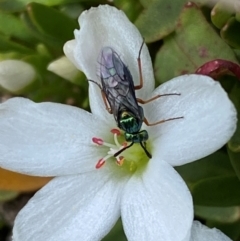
[[99, 47, 141, 121]]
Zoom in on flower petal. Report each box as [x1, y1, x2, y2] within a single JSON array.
[[121, 159, 193, 241], [0, 97, 110, 176], [63, 5, 155, 117], [88, 83, 117, 122], [64, 39, 111, 120], [76, 5, 154, 95], [145, 74, 237, 166], [13, 169, 126, 241], [190, 221, 232, 241], [63, 40, 78, 68]]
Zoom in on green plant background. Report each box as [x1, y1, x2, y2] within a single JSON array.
[[0, 0, 240, 240]]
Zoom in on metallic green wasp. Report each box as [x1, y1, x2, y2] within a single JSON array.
[[90, 42, 183, 158]]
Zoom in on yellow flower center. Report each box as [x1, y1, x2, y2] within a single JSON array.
[[92, 128, 150, 174]]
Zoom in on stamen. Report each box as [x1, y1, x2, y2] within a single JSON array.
[[111, 129, 121, 135], [96, 158, 106, 169], [93, 129, 128, 169], [92, 137, 116, 148], [116, 156, 124, 166], [122, 142, 128, 147], [113, 131, 122, 147], [92, 137, 103, 145]]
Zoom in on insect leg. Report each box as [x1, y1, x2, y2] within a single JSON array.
[[101, 91, 112, 114], [140, 142, 152, 158], [134, 40, 145, 90], [114, 142, 134, 157], [143, 116, 183, 126], [137, 93, 181, 104], [88, 79, 102, 90], [88, 79, 112, 114]]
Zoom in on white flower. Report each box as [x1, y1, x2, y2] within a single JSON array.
[[0, 5, 237, 241], [191, 221, 232, 241], [0, 59, 36, 93]]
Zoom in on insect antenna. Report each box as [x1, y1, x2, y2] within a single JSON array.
[[114, 142, 134, 157], [140, 142, 152, 158]]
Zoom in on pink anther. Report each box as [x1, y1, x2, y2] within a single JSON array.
[[111, 129, 121, 135], [92, 137, 103, 145], [96, 158, 106, 169]]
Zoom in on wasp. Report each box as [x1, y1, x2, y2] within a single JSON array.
[[89, 42, 183, 158]]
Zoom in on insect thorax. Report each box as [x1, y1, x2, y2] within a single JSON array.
[[118, 110, 142, 134]]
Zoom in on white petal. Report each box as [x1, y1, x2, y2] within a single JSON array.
[[76, 5, 154, 96], [88, 83, 117, 122], [63, 40, 79, 69], [145, 74, 237, 166], [65, 38, 108, 119], [0, 97, 110, 176], [63, 5, 155, 116], [190, 221, 232, 241], [13, 170, 126, 241], [121, 159, 193, 241]]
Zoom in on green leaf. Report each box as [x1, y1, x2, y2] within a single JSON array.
[[195, 205, 240, 223], [192, 175, 240, 206], [23, 54, 51, 75], [135, 0, 188, 43], [138, 0, 155, 9], [0, 0, 81, 12], [102, 219, 127, 241], [59, 3, 84, 19], [228, 147, 240, 181], [236, 11, 240, 22], [175, 151, 234, 184], [0, 12, 34, 42], [24, 0, 81, 6], [227, 80, 240, 181], [114, 0, 143, 22], [0, 52, 25, 61], [155, 2, 237, 83], [228, 81, 240, 153], [28, 71, 88, 108], [211, 0, 235, 29], [21, 11, 63, 52], [27, 3, 78, 44], [0, 190, 18, 201], [207, 219, 240, 241], [0, 0, 24, 12], [218, 75, 237, 93], [0, 35, 35, 54], [233, 49, 240, 63], [221, 17, 240, 49]]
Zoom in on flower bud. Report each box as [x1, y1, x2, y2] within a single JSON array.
[[0, 60, 36, 93], [47, 56, 83, 84]]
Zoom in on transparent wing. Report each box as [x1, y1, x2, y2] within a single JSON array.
[[99, 47, 142, 122]]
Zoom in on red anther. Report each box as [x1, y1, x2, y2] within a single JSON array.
[[116, 156, 124, 166], [92, 137, 103, 145], [96, 158, 106, 169], [111, 129, 121, 135]]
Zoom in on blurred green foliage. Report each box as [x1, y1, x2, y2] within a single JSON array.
[[0, 0, 240, 240]]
